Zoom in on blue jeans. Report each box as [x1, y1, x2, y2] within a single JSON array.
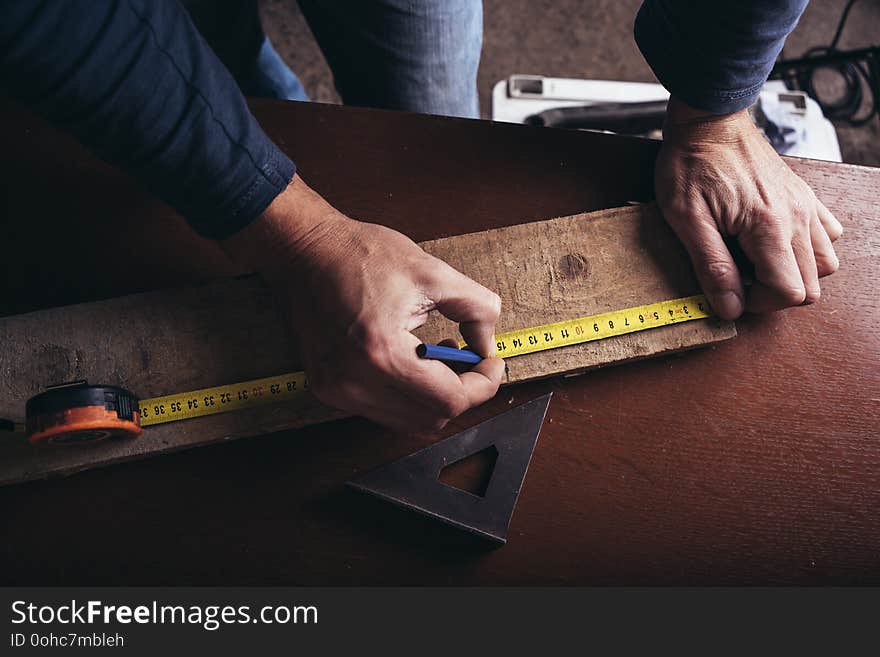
[[204, 0, 483, 119]]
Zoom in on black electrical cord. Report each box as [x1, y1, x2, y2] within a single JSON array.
[[772, 0, 878, 126]]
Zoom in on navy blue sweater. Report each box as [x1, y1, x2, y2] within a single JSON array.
[[0, 1, 807, 240]]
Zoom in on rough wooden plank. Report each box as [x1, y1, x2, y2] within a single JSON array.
[[0, 203, 733, 486], [0, 279, 349, 485], [420, 203, 734, 381]]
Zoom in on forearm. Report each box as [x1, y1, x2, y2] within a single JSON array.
[[0, 0, 293, 239], [635, 0, 809, 114]]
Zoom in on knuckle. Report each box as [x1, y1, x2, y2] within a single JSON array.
[[758, 205, 810, 237], [803, 286, 821, 305], [756, 208, 784, 229], [362, 342, 392, 372], [750, 215, 789, 246], [698, 259, 738, 287], [348, 324, 392, 372], [789, 200, 810, 223]]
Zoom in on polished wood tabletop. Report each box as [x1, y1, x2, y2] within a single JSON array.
[[1, 98, 877, 584]]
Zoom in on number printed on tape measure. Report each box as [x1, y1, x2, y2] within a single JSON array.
[[486, 294, 711, 358], [138, 294, 712, 428], [139, 371, 309, 427]]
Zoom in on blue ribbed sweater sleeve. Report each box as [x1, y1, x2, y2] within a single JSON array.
[[634, 1, 809, 114], [0, 0, 295, 239]]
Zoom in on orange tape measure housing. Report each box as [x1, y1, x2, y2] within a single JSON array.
[[25, 383, 143, 446]]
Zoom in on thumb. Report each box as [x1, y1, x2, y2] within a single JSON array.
[[665, 205, 745, 320], [427, 259, 502, 357]]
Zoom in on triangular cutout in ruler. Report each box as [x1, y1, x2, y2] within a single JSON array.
[[347, 393, 552, 545]]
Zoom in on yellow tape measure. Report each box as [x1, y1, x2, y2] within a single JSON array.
[[140, 372, 309, 427], [138, 294, 711, 427], [489, 293, 711, 356]]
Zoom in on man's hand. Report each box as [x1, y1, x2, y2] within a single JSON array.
[[656, 97, 843, 320], [222, 176, 505, 432]]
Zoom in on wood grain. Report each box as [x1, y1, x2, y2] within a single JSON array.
[[0, 204, 733, 485], [420, 203, 735, 382], [0, 99, 877, 585]]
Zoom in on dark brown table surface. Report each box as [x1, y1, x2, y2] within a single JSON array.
[[1, 98, 878, 585]]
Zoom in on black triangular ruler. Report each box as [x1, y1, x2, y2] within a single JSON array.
[[347, 393, 552, 545]]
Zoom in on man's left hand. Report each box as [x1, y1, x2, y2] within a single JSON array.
[[655, 97, 843, 320]]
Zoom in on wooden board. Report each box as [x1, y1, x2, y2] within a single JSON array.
[[420, 203, 733, 381], [0, 203, 733, 486]]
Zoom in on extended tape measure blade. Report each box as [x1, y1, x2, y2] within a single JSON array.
[[490, 294, 712, 358], [139, 371, 310, 427]]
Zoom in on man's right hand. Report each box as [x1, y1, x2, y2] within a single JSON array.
[[222, 175, 505, 432]]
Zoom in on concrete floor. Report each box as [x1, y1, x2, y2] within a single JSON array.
[[260, 0, 879, 166]]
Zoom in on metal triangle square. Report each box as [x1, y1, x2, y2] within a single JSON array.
[[346, 393, 552, 545]]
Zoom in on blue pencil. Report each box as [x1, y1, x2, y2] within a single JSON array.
[[416, 343, 483, 366]]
